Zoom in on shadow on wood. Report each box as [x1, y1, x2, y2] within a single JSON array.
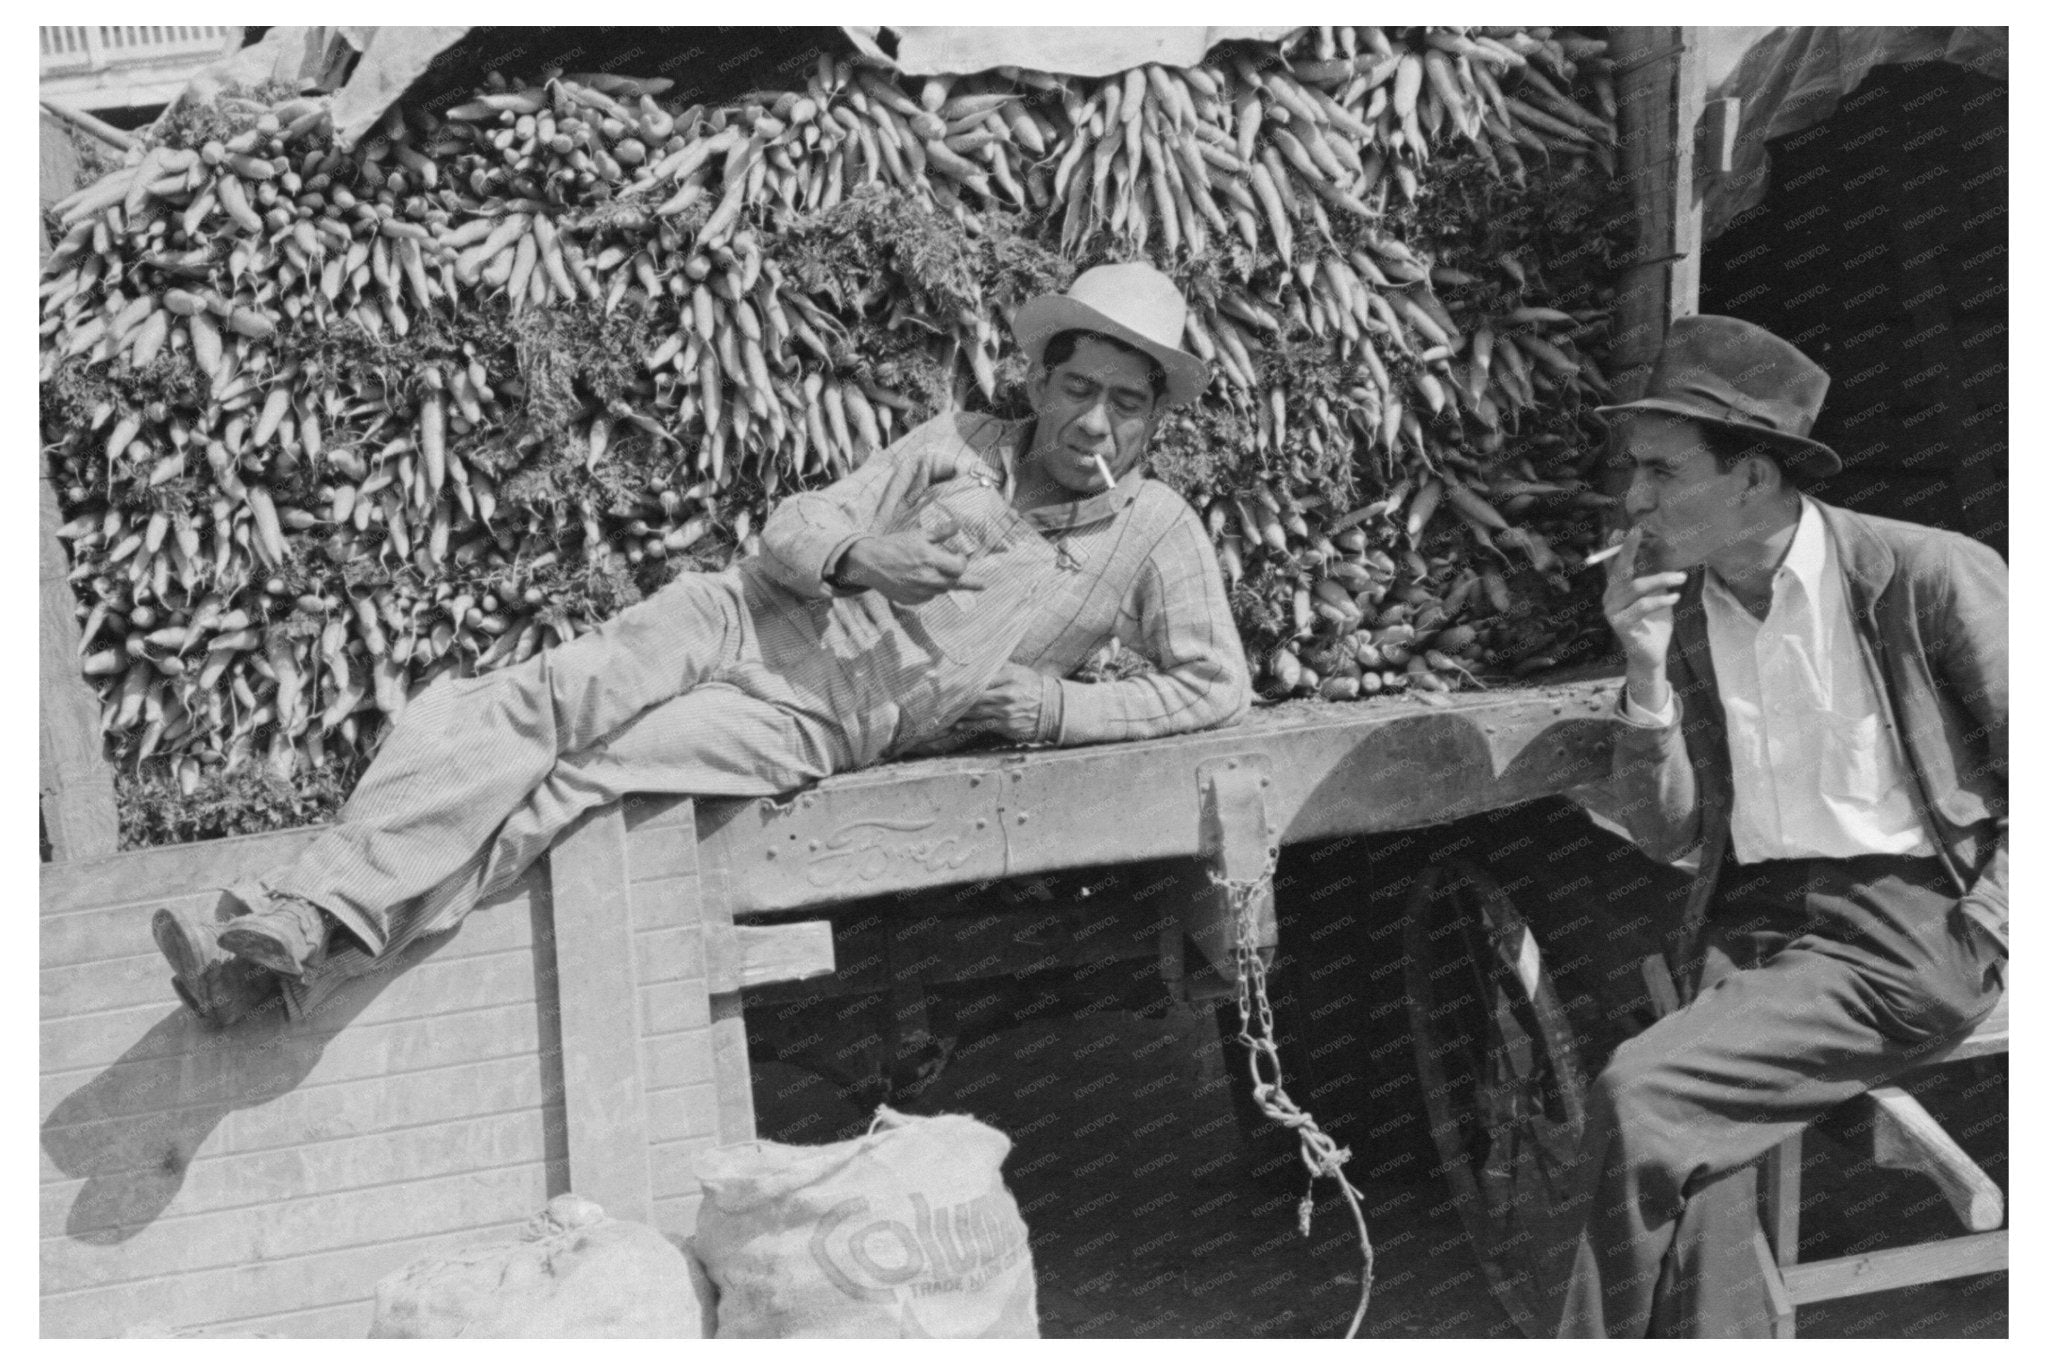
[[41, 916, 489, 1247]]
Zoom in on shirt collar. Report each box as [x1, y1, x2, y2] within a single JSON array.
[[1703, 496, 1827, 616], [997, 419, 1143, 531], [1779, 495, 1828, 602]]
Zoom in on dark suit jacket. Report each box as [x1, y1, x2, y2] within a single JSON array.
[[1609, 500, 2008, 980]]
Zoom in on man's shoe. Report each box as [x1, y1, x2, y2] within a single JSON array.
[[154, 903, 281, 1028], [168, 959, 281, 1029], [152, 903, 225, 991], [217, 896, 330, 978]]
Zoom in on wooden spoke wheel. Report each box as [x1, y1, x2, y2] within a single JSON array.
[[1404, 859, 1590, 1338]]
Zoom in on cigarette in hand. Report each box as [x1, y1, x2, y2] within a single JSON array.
[[1092, 454, 1117, 489]]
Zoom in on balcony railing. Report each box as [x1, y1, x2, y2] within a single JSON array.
[[39, 25, 237, 76]]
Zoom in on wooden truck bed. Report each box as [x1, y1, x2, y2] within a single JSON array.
[[40, 676, 1623, 1336]]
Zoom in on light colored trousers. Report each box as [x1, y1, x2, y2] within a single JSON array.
[[268, 567, 856, 1017]]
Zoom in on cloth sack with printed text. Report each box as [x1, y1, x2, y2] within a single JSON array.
[[691, 1106, 1039, 1338]]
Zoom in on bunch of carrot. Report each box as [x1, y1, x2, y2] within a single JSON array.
[[40, 24, 1621, 801]]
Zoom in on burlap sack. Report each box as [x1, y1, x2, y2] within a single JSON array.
[[692, 1107, 1039, 1338], [369, 1193, 715, 1337]]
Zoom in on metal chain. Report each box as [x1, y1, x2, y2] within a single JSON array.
[[1211, 854, 1375, 1338]]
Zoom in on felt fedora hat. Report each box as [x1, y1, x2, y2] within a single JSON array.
[[1596, 314, 1842, 478], [1013, 262, 1209, 407]]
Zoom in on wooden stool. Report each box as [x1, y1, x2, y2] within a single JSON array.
[[1754, 988, 2009, 1337]]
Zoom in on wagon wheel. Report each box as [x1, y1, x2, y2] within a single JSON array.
[[1403, 859, 1590, 1338]]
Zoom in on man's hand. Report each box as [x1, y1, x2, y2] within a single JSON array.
[[956, 664, 1048, 742], [836, 525, 986, 605], [1603, 526, 1688, 716]]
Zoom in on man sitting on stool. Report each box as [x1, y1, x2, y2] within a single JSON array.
[[1561, 315, 2007, 1336]]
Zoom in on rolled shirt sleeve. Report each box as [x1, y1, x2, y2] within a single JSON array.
[[1616, 687, 1679, 729]]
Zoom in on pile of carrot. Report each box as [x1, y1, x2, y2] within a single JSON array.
[[40, 25, 1621, 803]]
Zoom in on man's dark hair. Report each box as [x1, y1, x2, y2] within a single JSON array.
[[1697, 422, 1806, 491], [1041, 328, 1167, 401]]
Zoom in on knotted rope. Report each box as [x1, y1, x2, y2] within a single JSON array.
[[1212, 850, 1374, 1338]]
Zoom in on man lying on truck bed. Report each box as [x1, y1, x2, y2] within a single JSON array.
[[152, 262, 1252, 1026]]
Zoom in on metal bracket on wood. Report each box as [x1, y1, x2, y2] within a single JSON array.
[[1693, 97, 1741, 177], [1168, 755, 1278, 999]]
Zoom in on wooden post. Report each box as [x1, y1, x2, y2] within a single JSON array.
[[1608, 27, 1706, 401], [39, 474, 119, 860], [698, 848, 759, 1145], [547, 802, 655, 1225]]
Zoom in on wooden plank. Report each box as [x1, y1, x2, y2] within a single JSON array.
[[546, 803, 654, 1226], [709, 989, 754, 1145], [1762, 1135, 1802, 1270], [43, 875, 539, 973], [1754, 1228, 1796, 1339], [41, 1044, 552, 1189], [698, 681, 1623, 916], [42, 880, 540, 1017], [640, 979, 713, 1037], [641, 1030, 716, 1091], [43, 999, 544, 1131], [649, 1135, 725, 1202], [43, 1160, 558, 1290], [628, 870, 706, 934], [645, 1082, 723, 1146], [40, 1215, 539, 1338], [39, 473, 118, 860], [626, 822, 701, 884], [43, 1106, 554, 1241], [225, 1053, 550, 1156], [1867, 1086, 2005, 1233], [1784, 1230, 2008, 1305], [40, 950, 176, 1022], [623, 791, 696, 833], [1607, 26, 1702, 405], [706, 921, 836, 992], [698, 844, 757, 1144], [41, 825, 328, 916], [633, 923, 706, 985], [41, 945, 544, 1077]]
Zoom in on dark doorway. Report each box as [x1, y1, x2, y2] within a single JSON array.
[[1701, 62, 2007, 558]]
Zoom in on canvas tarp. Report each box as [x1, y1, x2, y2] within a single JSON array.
[[845, 26, 1300, 78], [1703, 25, 2008, 239], [170, 26, 1309, 150], [167, 25, 469, 149]]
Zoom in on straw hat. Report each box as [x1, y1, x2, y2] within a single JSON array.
[[1012, 262, 1208, 406]]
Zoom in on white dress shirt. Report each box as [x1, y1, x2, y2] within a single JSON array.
[[1620, 497, 1935, 863]]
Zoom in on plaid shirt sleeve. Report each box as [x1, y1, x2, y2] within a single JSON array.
[[756, 415, 986, 599], [1049, 503, 1251, 745]]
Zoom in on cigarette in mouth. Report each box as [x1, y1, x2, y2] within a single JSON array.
[[1581, 529, 1631, 567], [1092, 454, 1117, 489]]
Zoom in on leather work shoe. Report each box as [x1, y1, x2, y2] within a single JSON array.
[[152, 902, 226, 991], [153, 903, 280, 1028], [216, 895, 330, 978], [167, 958, 281, 1029]]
